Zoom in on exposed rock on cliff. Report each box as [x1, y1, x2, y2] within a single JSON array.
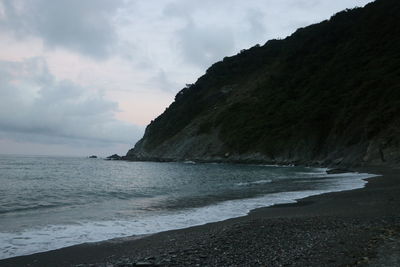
[[126, 0, 400, 166]]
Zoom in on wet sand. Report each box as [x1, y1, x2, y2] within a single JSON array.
[[1, 166, 399, 266]]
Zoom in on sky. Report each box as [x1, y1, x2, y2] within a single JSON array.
[[0, 0, 374, 157]]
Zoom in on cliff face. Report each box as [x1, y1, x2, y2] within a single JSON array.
[[126, 0, 400, 166]]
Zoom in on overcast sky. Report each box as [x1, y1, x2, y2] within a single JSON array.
[[0, 0, 373, 157]]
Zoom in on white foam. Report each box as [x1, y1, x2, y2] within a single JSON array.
[[0, 172, 379, 260], [183, 161, 196, 164], [261, 164, 296, 167], [235, 179, 272, 186]]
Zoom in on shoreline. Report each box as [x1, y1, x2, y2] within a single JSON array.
[[0, 165, 369, 260], [1, 165, 399, 266]]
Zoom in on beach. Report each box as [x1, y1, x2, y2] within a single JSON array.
[[1, 165, 399, 266], [1, 0, 399, 266]]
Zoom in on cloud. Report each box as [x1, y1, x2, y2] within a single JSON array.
[[0, 0, 124, 59], [176, 20, 235, 68], [163, 2, 235, 68], [148, 69, 181, 93], [245, 9, 267, 40], [0, 57, 143, 146]]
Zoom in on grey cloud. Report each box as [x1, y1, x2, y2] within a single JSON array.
[[0, 0, 124, 59], [176, 20, 235, 68], [163, 1, 235, 68], [245, 9, 267, 40], [149, 69, 181, 93], [0, 57, 143, 146]]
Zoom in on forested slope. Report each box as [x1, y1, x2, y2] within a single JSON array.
[[126, 0, 400, 166]]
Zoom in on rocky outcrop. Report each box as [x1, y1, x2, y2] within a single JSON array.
[[125, 0, 400, 167], [106, 154, 122, 160]]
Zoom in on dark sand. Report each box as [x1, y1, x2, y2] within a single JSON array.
[[1, 166, 399, 266]]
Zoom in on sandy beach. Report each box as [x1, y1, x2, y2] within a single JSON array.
[[1, 165, 399, 266]]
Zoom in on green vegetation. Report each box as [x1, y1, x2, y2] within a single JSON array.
[[131, 0, 400, 163]]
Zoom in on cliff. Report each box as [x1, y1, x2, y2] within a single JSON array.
[[126, 0, 400, 166]]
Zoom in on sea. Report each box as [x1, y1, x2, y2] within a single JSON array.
[[0, 154, 378, 260]]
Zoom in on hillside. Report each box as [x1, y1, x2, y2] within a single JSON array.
[[125, 0, 400, 166]]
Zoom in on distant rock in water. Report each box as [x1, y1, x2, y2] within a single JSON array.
[[106, 154, 122, 160], [89, 155, 97, 159], [125, 0, 400, 167]]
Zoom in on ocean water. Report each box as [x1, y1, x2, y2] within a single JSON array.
[[0, 155, 378, 259]]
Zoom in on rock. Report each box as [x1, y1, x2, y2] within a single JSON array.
[[333, 157, 344, 165], [89, 155, 98, 159], [106, 154, 122, 160]]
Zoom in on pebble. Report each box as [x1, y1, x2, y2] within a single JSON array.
[[69, 216, 400, 267], [134, 261, 153, 266]]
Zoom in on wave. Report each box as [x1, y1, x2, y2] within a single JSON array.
[[0, 203, 65, 215], [260, 164, 296, 168], [235, 179, 272, 186]]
